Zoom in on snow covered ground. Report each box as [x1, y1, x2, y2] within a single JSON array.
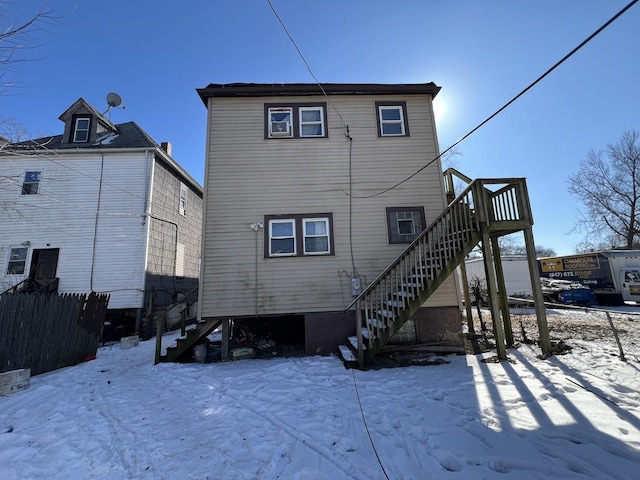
[[1, 307, 639, 480]]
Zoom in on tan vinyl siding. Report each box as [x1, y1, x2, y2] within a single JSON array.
[[201, 93, 457, 317]]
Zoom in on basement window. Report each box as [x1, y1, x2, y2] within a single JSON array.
[[7, 247, 28, 274], [386, 207, 425, 244]]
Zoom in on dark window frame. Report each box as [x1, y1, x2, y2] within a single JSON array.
[[264, 213, 335, 258], [264, 102, 328, 139], [386, 207, 426, 244], [375, 101, 409, 137], [21, 170, 42, 195]]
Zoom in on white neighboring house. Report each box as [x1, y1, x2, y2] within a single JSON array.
[[464, 255, 532, 297], [0, 98, 203, 336]]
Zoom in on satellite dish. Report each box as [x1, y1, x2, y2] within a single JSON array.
[[106, 92, 122, 108]]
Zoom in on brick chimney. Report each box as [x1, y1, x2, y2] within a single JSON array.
[[160, 141, 172, 156]]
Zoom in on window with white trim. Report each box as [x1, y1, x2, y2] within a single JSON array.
[[265, 213, 334, 258], [376, 101, 409, 137], [303, 218, 330, 254], [21, 170, 41, 195], [268, 107, 293, 137], [7, 247, 28, 274], [265, 103, 327, 139], [386, 207, 425, 244], [299, 107, 324, 137], [179, 183, 187, 215], [73, 117, 91, 142], [269, 219, 296, 256]]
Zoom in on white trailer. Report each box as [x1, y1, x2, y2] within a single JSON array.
[[464, 255, 532, 297]]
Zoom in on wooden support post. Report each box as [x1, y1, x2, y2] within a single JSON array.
[[491, 236, 514, 347], [459, 260, 475, 335], [152, 291, 162, 365], [356, 302, 364, 370], [221, 318, 230, 361], [180, 307, 187, 337], [523, 227, 552, 357], [605, 312, 626, 361], [482, 232, 508, 360]]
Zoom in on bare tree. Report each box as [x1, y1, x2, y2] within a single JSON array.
[[1, 1, 54, 95], [568, 131, 640, 249]]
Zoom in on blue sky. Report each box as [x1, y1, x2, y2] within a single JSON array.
[[2, 0, 638, 256]]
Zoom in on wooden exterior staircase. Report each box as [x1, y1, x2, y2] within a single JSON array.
[[340, 175, 549, 369], [157, 318, 221, 363]]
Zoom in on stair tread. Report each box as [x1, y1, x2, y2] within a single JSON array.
[[348, 336, 367, 350], [366, 317, 387, 329], [338, 345, 357, 362]]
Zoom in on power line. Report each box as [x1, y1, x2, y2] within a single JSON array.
[[266, 0, 349, 130], [349, 0, 639, 199]]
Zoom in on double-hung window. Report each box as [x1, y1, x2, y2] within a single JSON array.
[[21, 170, 41, 195], [269, 219, 296, 256], [73, 117, 91, 142], [303, 218, 330, 254], [265, 213, 333, 258], [299, 107, 324, 137], [265, 103, 327, 139], [7, 247, 28, 274], [179, 183, 187, 215], [376, 101, 409, 137]]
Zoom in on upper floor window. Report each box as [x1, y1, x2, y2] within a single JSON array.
[[179, 183, 187, 215], [376, 101, 409, 137], [21, 170, 41, 195], [265, 213, 334, 258], [7, 247, 28, 274], [386, 207, 425, 244], [265, 103, 327, 139], [73, 117, 91, 142]]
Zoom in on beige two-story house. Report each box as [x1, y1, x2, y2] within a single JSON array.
[[196, 83, 463, 358]]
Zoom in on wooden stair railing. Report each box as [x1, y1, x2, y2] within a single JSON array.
[[340, 178, 533, 368]]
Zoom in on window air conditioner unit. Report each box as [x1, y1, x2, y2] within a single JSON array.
[[270, 121, 291, 136]]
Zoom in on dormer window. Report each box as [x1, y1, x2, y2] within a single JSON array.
[[73, 117, 91, 142]]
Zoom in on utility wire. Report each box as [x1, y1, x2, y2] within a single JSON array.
[[349, 0, 639, 199], [352, 370, 391, 480], [266, 0, 348, 129]]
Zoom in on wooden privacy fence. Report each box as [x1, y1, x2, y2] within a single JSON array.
[[0, 292, 110, 376]]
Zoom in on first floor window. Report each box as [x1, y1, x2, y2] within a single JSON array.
[[266, 213, 334, 258], [21, 170, 41, 195], [269, 219, 296, 256], [303, 218, 330, 254], [7, 247, 28, 274], [386, 207, 426, 244]]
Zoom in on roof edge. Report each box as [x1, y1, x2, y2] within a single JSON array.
[[196, 82, 441, 105]]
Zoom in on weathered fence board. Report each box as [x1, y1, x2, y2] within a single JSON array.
[[0, 292, 109, 376]]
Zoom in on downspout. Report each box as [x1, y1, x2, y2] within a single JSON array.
[[138, 150, 154, 335], [250, 222, 264, 316]]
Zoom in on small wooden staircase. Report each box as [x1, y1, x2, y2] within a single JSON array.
[[339, 176, 537, 369], [158, 319, 221, 363]]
